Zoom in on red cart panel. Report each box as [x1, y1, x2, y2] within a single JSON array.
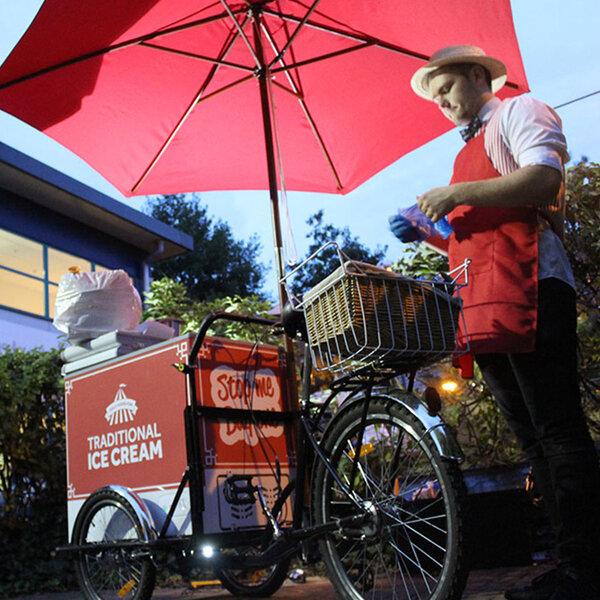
[[65, 334, 295, 539]]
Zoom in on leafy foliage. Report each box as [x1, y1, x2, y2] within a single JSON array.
[[564, 159, 600, 434], [143, 277, 278, 344], [389, 242, 449, 277], [0, 346, 74, 595], [145, 194, 267, 301], [289, 210, 387, 295], [142, 277, 190, 322]]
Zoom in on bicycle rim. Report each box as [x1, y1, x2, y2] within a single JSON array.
[[313, 398, 468, 600], [74, 490, 156, 600]]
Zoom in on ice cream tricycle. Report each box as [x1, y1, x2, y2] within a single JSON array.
[[59, 249, 471, 600]]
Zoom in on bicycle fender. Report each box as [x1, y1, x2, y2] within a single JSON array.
[[334, 391, 464, 462], [101, 485, 158, 541]]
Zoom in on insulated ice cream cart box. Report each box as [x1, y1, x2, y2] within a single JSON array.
[[64, 334, 296, 540]]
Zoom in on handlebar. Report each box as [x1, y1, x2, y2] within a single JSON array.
[[188, 311, 280, 365]]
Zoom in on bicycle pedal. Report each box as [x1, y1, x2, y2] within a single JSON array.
[[223, 474, 256, 505]]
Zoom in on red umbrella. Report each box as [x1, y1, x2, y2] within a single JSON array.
[[0, 0, 528, 296]]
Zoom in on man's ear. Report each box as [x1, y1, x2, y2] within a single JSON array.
[[469, 64, 491, 91]]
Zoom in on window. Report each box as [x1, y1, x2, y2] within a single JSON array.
[[0, 228, 108, 319]]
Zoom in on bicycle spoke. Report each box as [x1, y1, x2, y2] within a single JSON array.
[[393, 539, 424, 600], [389, 535, 438, 590], [390, 502, 448, 535]]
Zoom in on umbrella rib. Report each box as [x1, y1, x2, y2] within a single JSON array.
[[219, 0, 260, 68], [268, 1, 307, 99], [194, 74, 254, 104], [267, 0, 322, 69], [0, 9, 245, 91], [269, 79, 302, 99], [271, 42, 374, 74], [131, 13, 251, 194], [139, 42, 254, 73], [261, 21, 343, 191], [264, 7, 428, 58]]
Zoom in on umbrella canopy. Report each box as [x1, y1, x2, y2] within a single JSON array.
[[0, 0, 527, 196], [0, 0, 528, 289]]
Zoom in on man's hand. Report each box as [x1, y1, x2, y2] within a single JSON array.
[[416, 165, 563, 220], [417, 185, 461, 222], [388, 214, 428, 243]]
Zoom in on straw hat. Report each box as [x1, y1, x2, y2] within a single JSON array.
[[411, 45, 507, 100]]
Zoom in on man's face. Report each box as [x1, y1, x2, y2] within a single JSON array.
[[427, 67, 488, 126]]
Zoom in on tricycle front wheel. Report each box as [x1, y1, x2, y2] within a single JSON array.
[[73, 488, 156, 600]]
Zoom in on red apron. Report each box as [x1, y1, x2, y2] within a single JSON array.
[[448, 129, 538, 356]]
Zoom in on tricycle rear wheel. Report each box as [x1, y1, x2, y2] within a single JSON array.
[[217, 551, 291, 597]]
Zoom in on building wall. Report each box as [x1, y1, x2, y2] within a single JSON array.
[[1, 188, 146, 285], [0, 306, 63, 350], [0, 189, 148, 351]]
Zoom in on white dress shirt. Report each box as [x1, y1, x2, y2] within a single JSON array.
[[475, 96, 575, 288]]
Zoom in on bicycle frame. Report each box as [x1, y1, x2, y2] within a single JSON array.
[[97, 309, 454, 570], [60, 309, 463, 574], [143, 312, 377, 567]]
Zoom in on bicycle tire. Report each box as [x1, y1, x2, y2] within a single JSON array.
[[216, 483, 294, 597], [312, 396, 469, 600], [73, 488, 156, 600], [217, 554, 291, 597]]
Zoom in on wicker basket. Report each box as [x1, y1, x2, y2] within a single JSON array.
[[301, 261, 463, 372]]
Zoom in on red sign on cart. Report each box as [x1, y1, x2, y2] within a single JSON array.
[[196, 338, 295, 469]]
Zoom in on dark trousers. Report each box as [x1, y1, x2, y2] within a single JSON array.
[[476, 278, 600, 571]]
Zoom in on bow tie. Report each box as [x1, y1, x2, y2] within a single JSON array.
[[460, 115, 483, 142]]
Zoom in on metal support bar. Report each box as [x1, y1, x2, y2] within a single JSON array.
[[301, 415, 363, 509], [188, 311, 276, 365], [196, 405, 299, 423], [184, 405, 205, 536], [159, 469, 190, 538], [255, 485, 283, 538], [348, 380, 373, 492]]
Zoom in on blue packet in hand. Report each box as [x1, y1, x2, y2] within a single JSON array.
[[398, 204, 453, 240], [434, 215, 454, 238]]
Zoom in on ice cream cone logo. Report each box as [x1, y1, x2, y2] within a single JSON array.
[[105, 384, 138, 426]]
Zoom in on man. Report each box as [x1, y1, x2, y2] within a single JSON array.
[[390, 45, 600, 600]]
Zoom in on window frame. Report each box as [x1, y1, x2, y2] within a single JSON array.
[[0, 228, 108, 320]]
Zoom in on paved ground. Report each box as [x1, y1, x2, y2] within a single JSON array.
[[8, 563, 553, 600]]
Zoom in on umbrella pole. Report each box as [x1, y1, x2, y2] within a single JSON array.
[[252, 5, 300, 405], [252, 6, 287, 312]]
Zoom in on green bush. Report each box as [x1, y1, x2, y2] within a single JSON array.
[[0, 345, 75, 596], [143, 277, 278, 344]]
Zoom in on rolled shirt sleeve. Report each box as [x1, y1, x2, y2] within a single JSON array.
[[499, 95, 569, 171], [485, 95, 574, 287]]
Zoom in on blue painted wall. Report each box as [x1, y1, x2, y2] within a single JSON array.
[[0, 187, 146, 289]]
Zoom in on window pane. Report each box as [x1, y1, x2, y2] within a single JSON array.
[[48, 248, 92, 284], [0, 268, 45, 316], [0, 229, 43, 277]]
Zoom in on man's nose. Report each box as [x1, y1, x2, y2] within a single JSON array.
[[435, 96, 448, 108]]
